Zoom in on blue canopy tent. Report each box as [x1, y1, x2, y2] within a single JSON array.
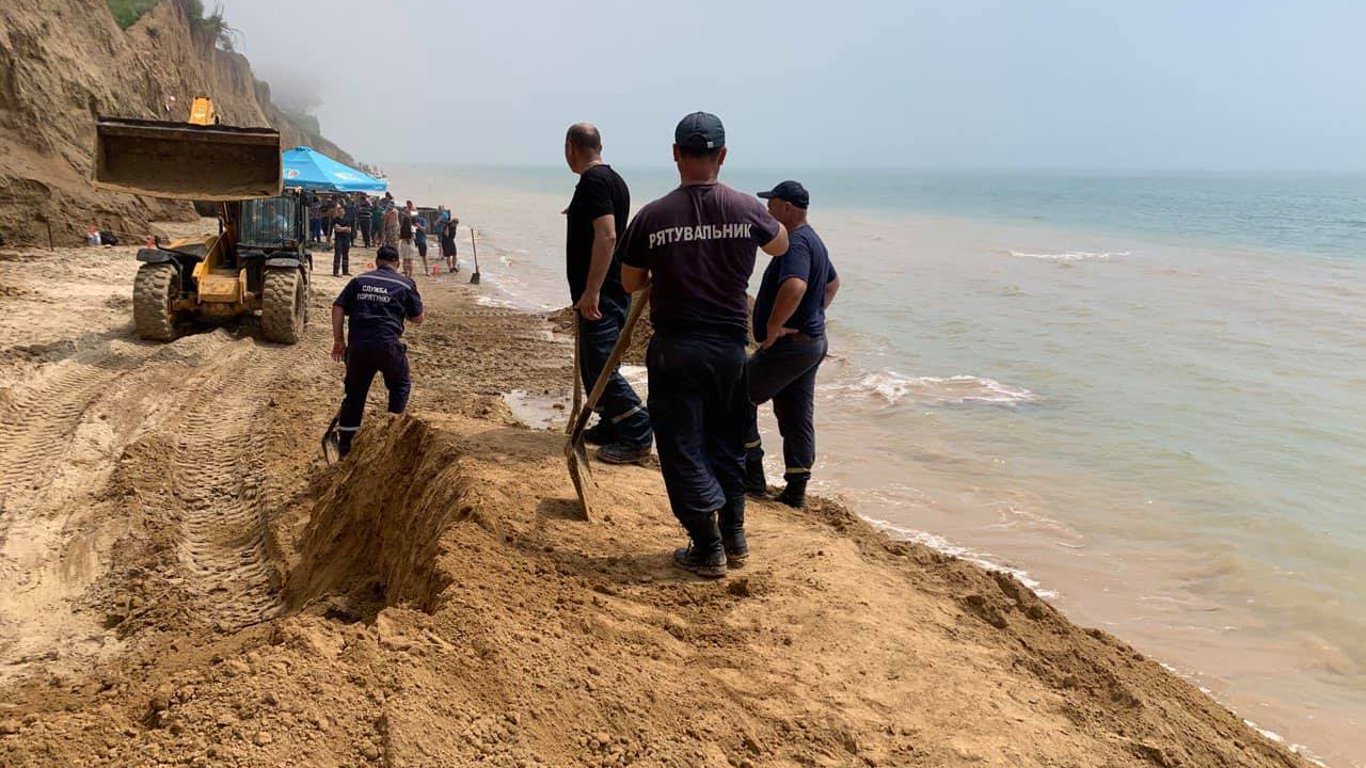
[[281, 146, 387, 193]]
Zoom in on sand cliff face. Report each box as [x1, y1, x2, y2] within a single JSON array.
[[0, 0, 351, 246]]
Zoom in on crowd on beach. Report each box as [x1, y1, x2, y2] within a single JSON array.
[[307, 190, 461, 280]]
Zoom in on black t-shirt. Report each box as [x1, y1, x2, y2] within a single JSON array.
[[753, 224, 838, 342], [565, 164, 629, 304], [620, 182, 781, 340], [333, 266, 424, 347]]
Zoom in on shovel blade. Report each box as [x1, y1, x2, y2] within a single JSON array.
[[321, 417, 342, 464], [565, 438, 594, 520], [469, 272, 481, 285]]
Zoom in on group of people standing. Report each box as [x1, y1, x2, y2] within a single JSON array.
[[327, 111, 839, 580], [565, 113, 839, 578], [311, 191, 461, 280]]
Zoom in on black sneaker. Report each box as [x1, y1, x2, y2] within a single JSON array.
[[583, 419, 616, 446], [673, 543, 727, 578], [596, 442, 651, 466]]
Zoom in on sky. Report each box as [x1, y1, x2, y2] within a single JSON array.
[[223, 0, 1366, 173]]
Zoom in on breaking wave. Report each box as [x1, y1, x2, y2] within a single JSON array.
[[834, 370, 1038, 407], [1007, 250, 1127, 261]]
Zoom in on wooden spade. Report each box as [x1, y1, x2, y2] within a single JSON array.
[[564, 288, 650, 519]]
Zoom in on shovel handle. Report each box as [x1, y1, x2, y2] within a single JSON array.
[[567, 315, 583, 434], [568, 288, 649, 443]]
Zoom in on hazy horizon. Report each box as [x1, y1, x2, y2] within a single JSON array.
[[222, 0, 1366, 174]]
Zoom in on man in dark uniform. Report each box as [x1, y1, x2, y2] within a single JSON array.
[[330, 244, 424, 458], [745, 181, 841, 508], [620, 112, 789, 578], [332, 201, 353, 276], [563, 121, 653, 464]]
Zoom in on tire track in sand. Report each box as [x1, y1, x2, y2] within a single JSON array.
[[160, 339, 300, 630], [0, 344, 149, 508]]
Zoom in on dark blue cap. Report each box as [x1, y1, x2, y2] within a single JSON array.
[[376, 244, 400, 262], [675, 111, 725, 151], [758, 180, 809, 209]]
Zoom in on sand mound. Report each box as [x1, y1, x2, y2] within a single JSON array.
[[287, 416, 472, 619]]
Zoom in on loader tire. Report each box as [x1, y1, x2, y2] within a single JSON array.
[[132, 263, 180, 342], [261, 269, 305, 344]]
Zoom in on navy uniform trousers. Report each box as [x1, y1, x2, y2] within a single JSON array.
[[646, 331, 748, 523], [333, 232, 352, 275], [337, 342, 411, 455], [744, 334, 828, 481], [578, 292, 652, 447]]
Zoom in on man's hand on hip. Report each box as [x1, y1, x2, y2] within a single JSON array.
[[761, 326, 795, 350]]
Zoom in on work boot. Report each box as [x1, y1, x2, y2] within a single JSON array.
[[719, 496, 748, 564], [744, 455, 768, 499], [583, 419, 617, 446], [673, 513, 727, 578], [596, 441, 651, 466], [776, 475, 809, 509]]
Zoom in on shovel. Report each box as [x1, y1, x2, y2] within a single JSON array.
[[564, 288, 650, 519], [469, 227, 481, 285], [321, 405, 343, 464]]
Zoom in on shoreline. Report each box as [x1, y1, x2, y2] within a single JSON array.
[[0, 237, 1318, 766]]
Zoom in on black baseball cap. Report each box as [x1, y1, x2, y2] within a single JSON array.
[[758, 180, 809, 209], [674, 111, 725, 151]]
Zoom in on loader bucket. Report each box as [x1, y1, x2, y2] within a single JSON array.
[[91, 117, 282, 201]]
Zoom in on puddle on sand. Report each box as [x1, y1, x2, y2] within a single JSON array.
[[502, 389, 570, 431]]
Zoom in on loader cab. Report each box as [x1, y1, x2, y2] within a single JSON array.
[[234, 194, 305, 254], [218, 193, 311, 308]]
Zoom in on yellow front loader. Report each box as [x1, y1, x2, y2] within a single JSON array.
[[91, 98, 311, 344]]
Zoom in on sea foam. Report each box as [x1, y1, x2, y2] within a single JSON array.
[[1007, 250, 1127, 261], [836, 370, 1038, 407]]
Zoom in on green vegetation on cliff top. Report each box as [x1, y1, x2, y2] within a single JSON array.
[[107, 0, 159, 29], [107, 0, 237, 50]]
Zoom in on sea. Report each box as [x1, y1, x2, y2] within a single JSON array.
[[386, 165, 1366, 767]]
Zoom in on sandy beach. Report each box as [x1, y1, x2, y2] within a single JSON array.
[[0, 231, 1314, 767]]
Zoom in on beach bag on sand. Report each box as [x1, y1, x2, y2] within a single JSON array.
[[99, 230, 118, 246]]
